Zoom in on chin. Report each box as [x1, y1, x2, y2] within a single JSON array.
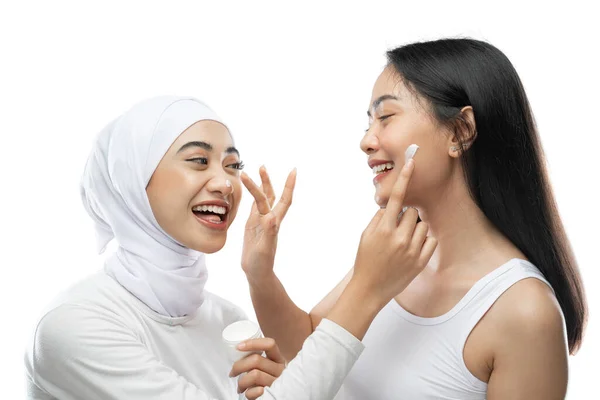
[[186, 235, 227, 254], [375, 190, 391, 207], [195, 241, 226, 254]]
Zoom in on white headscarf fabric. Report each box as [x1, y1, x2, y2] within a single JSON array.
[[80, 96, 227, 317]]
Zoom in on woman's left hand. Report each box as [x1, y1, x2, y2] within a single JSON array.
[[229, 337, 287, 400]]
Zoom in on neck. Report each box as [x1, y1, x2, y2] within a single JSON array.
[[417, 170, 517, 272]]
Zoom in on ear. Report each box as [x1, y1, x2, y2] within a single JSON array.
[[448, 106, 477, 158]]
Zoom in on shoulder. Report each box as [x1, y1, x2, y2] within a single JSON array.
[[25, 301, 136, 387], [33, 302, 133, 357], [26, 274, 139, 374], [487, 275, 566, 352], [499, 277, 563, 330], [480, 265, 569, 397]]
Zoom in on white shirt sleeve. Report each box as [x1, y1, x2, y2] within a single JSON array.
[[27, 305, 363, 400], [259, 319, 364, 400]]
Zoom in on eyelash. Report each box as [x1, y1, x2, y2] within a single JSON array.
[[229, 161, 245, 170], [187, 158, 245, 170]]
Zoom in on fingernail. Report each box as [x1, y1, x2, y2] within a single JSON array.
[[237, 342, 247, 350], [225, 179, 232, 187], [375, 195, 380, 204]]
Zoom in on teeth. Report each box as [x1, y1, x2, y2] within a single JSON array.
[[192, 205, 227, 214], [372, 162, 394, 174]]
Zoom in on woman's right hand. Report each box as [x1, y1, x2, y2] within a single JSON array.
[[240, 167, 296, 281], [352, 159, 437, 307]]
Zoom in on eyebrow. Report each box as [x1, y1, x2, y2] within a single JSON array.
[[367, 94, 400, 117], [177, 141, 240, 157]]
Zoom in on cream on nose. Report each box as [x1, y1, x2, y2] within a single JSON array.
[[225, 179, 234, 194]]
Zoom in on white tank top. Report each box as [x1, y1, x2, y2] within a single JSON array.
[[336, 258, 553, 400]]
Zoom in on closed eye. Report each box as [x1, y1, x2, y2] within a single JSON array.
[[187, 157, 208, 165], [365, 114, 394, 132]]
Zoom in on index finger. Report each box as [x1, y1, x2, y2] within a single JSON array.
[[241, 172, 272, 215], [238, 337, 285, 364], [384, 159, 415, 223]]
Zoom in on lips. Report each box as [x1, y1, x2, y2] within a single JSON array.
[[369, 159, 395, 184], [192, 201, 230, 230]]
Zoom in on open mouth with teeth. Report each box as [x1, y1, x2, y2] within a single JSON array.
[[372, 162, 395, 175], [192, 204, 229, 225]]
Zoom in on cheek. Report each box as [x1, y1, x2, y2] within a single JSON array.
[[408, 149, 453, 199], [379, 122, 421, 163], [150, 168, 199, 212], [232, 178, 242, 196], [230, 179, 243, 215]]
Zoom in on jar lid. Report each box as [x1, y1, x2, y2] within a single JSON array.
[[222, 320, 261, 345]]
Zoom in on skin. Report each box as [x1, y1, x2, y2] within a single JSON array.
[[146, 120, 243, 254], [245, 66, 569, 399]]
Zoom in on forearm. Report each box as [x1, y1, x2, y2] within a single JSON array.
[[325, 277, 383, 341], [247, 271, 314, 360]]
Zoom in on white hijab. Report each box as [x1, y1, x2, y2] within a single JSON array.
[[80, 96, 227, 317]]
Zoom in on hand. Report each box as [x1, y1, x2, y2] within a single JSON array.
[[241, 166, 297, 280], [229, 338, 286, 400], [352, 159, 437, 307]]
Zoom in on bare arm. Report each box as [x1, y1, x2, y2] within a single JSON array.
[[309, 268, 353, 328], [246, 271, 314, 361], [487, 280, 568, 400], [247, 267, 353, 361]]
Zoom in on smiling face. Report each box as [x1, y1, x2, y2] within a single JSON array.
[[146, 120, 243, 254], [361, 66, 459, 208]]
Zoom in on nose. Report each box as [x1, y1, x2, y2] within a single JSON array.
[[206, 175, 234, 198], [360, 129, 379, 155]]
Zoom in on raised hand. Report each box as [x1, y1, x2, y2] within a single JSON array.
[[353, 159, 437, 307], [241, 166, 297, 280]]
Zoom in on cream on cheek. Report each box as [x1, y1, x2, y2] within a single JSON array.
[[405, 144, 419, 163], [373, 143, 420, 207]]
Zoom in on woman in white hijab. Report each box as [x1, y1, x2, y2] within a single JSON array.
[[24, 96, 436, 400]]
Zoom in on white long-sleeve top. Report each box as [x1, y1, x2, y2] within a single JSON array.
[[25, 272, 363, 400]]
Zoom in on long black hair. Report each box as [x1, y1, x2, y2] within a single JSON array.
[[387, 38, 586, 353]]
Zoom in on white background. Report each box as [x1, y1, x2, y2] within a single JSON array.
[[1, 1, 597, 398]]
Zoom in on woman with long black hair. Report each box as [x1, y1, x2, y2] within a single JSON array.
[[244, 38, 587, 399]]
